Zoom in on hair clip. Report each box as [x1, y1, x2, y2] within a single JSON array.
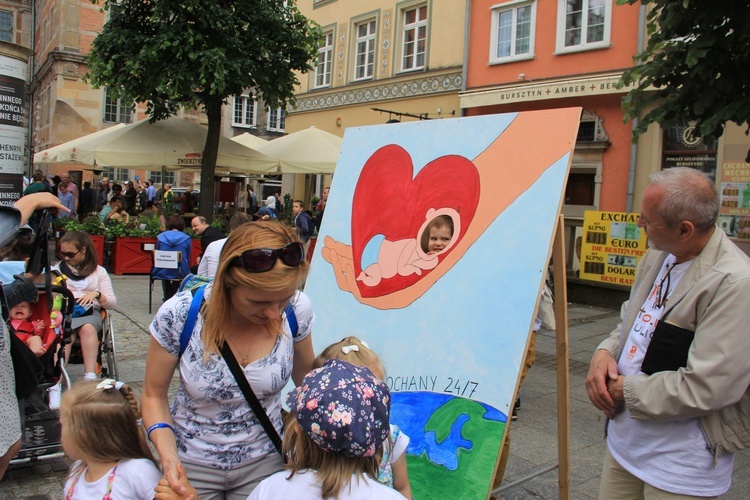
[[96, 379, 124, 390], [341, 345, 359, 354]]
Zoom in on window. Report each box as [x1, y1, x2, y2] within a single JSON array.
[[557, 0, 611, 53], [0, 10, 12, 42], [232, 95, 256, 128], [103, 88, 133, 124], [267, 108, 285, 132], [314, 32, 333, 88], [490, 2, 535, 63], [401, 5, 427, 71], [148, 170, 176, 185], [354, 20, 376, 80], [100, 167, 132, 184]]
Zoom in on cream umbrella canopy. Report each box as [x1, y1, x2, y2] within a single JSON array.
[[255, 126, 342, 174], [37, 117, 278, 172], [34, 123, 127, 165], [230, 132, 269, 150]]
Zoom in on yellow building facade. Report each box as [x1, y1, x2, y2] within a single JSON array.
[[288, 0, 467, 202]]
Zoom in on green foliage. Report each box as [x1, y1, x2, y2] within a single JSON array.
[[53, 217, 82, 232], [81, 214, 107, 236], [85, 0, 321, 222], [161, 194, 176, 218], [210, 214, 228, 235], [105, 218, 161, 239], [619, 0, 750, 143], [281, 193, 294, 225]]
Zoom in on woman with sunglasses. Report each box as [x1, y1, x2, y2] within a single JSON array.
[[143, 221, 314, 499], [56, 231, 117, 381]]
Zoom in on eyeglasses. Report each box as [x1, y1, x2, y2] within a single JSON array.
[[229, 242, 305, 273], [60, 249, 81, 260]]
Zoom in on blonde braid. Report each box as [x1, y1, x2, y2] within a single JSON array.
[[118, 383, 142, 420]]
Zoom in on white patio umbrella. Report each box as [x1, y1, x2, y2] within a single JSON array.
[[255, 126, 342, 174], [34, 123, 127, 165], [36, 117, 278, 173], [230, 132, 269, 150]]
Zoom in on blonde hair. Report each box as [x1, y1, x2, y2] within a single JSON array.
[[283, 416, 382, 498], [60, 381, 157, 472], [314, 336, 386, 380], [420, 214, 454, 253], [201, 221, 309, 358]]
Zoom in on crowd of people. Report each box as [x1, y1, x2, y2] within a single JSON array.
[[6, 165, 748, 500], [23, 170, 202, 227]]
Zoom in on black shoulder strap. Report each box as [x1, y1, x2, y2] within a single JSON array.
[[219, 342, 283, 456]]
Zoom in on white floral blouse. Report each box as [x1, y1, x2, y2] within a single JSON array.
[[150, 284, 306, 470]]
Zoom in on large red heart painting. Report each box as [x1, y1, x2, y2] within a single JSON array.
[[351, 144, 480, 298]]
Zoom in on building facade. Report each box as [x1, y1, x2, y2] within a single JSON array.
[[461, 0, 647, 274], [288, 0, 467, 202]]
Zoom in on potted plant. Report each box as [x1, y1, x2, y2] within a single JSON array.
[[80, 214, 107, 264], [106, 218, 159, 275], [185, 227, 202, 268]]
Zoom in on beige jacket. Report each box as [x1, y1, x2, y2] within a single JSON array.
[[598, 227, 750, 459]]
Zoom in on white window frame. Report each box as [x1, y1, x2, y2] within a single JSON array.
[[489, 1, 536, 64], [267, 108, 285, 133], [0, 10, 12, 43], [556, 0, 611, 54], [103, 88, 133, 124], [314, 31, 334, 88], [148, 170, 175, 185], [353, 19, 377, 81], [100, 167, 132, 184], [400, 4, 428, 72], [232, 94, 257, 128]]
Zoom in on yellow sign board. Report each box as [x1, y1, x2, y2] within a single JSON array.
[[579, 210, 648, 287]]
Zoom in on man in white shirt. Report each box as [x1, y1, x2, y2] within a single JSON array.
[[196, 212, 252, 278], [586, 167, 750, 498]]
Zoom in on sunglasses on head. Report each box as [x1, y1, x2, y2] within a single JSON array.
[[229, 242, 305, 273], [60, 249, 81, 259]]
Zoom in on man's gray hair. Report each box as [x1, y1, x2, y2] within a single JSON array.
[[649, 167, 718, 232]]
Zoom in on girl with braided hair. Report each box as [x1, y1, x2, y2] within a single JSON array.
[[61, 379, 161, 499]]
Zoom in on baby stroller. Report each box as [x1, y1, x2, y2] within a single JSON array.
[[7, 211, 119, 464], [10, 281, 75, 463]]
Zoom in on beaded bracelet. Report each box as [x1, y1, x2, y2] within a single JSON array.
[[147, 422, 175, 441]]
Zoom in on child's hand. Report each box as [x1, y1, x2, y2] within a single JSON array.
[[154, 477, 197, 500], [34, 320, 45, 333], [155, 463, 197, 500]]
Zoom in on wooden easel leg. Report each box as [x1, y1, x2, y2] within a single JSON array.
[[553, 214, 571, 500]]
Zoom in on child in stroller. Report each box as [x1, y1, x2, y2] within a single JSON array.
[[9, 301, 54, 357]]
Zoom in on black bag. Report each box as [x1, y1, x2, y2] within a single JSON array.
[[640, 321, 695, 375], [9, 329, 43, 400]]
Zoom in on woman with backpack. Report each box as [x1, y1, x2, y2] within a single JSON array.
[[142, 221, 315, 498]]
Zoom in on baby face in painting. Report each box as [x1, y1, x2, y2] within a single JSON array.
[[427, 224, 453, 254]]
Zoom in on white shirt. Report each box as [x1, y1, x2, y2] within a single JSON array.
[[248, 469, 406, 500], [63, 459, 161, 499], [608, 256, 734, 496], [265, 195, 276, 209], [197, 237, 227, 278]]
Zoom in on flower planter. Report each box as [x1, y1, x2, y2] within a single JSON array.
[[190, 238, 202, 268], [110, 237, 157, 275], [90, 235, 105, 265]]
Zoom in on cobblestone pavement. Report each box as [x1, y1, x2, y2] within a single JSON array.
[[2, 276, 748, 499]]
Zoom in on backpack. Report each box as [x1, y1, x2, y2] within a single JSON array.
[[177, 274, 299, 357]]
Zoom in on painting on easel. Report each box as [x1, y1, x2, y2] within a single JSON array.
[[305, 108, 581, 498]]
